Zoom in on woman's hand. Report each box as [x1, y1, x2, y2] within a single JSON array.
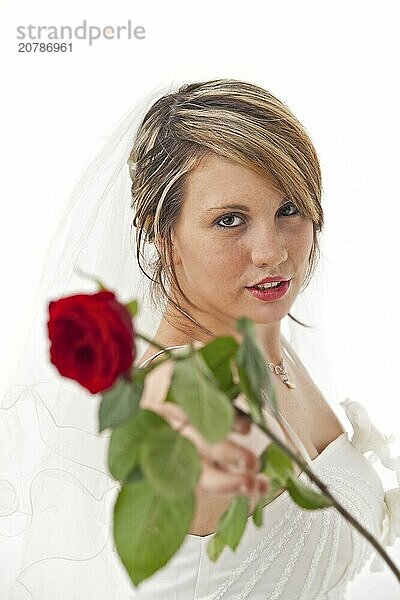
[[189, 407, 270, 497], [139, 358, 270, 498]]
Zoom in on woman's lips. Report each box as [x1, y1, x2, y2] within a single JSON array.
[[246, 279, 291, 301]]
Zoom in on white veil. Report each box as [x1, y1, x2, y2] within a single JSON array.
[[0, 83, 178, 599], [1, 79, 352, 598]]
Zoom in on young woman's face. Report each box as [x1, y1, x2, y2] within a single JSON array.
[[170, 153, 314, 331]]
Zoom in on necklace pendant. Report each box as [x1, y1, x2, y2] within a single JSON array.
[[281, 372, 296, 389], [267, 357, 296, 390], [283, 379, 296, 389]]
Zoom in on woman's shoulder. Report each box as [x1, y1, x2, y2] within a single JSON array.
[[137, 350, 175, 410], [137, 348, 167, 369], [137, 342, 199, 369], [137, 343, 196, 410]]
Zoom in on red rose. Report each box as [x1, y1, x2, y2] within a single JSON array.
[[47, 290, 135, 394]]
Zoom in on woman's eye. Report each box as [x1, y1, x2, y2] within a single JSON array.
[[215, 214, 244, 229], [215, 203, 300, 230], [279, 202, 300, 217]]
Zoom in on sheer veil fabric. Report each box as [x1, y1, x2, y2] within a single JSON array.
[[3, 81, 390, 598], [0, 83, 188, 599], [0, 81, 334, 598]]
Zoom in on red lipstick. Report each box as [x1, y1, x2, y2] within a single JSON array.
[[246, 277, 291, 302], [248, 275, 289, 287]]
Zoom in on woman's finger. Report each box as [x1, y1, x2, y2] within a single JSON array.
[[197, 456, 269, 496], [145, 400, 261, 476], [232, 407, 252, 434], [207, 437, 260, 474], [141, 400, 270, 496]]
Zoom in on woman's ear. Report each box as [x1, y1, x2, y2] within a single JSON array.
[[154, 233, 181, 266], [170, 232, 182, 266]]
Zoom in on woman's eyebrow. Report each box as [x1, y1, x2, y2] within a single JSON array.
[[206, 198, 286, 212], [206, 203, 251, 212]]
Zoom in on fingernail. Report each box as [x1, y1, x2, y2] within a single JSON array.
[[256, 477, 268, 494], [257, 481, 266, 494]]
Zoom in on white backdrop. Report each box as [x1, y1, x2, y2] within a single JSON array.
[[1, 0, 399, 597]]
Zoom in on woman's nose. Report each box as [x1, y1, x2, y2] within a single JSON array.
[[249, 226, 288, 267]]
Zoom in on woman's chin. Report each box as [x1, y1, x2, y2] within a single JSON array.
[[240, 299, 293, 324]]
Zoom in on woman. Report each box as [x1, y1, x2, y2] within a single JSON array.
[[118, 79, 394, 596], [134, 149, 345, 530], [2, 78, 398, 599]]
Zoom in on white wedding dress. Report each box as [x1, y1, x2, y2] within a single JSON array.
[[3, 81, 397, 599], [2, 338, 399, 599], [126, 340, 400, 600]]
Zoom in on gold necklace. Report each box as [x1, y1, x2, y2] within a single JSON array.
[[267, 355, 296, 389], [142, 343, 297, 389]]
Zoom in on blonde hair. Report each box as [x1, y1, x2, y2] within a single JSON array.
[[128, 78, 323, 338]]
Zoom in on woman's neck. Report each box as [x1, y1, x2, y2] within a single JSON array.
[[148, 312, 284, 366]]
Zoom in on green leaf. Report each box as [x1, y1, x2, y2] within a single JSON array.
[[259, 442, 295, 486], [124, 299, 138, 318], [166, 351, 234, 444], [286, 475, 333, 510], [113, 479, 194, 586], [235, 317, 278, 424], [206, 532, 227, 561], [252, 496, 265, 527], [225, 382, 242, 402], [129, 363, 153, 383], [140, 425, 201, 499], [198, 336, 238, 392], [126, 464, 145, 483], [99, 375, 144, 432], [235, 361, 263, 424], [108, 409, 166, 481], [257, 445, 333, 511], [250, 481, 287, 528], [215, 495, 249, 551]]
